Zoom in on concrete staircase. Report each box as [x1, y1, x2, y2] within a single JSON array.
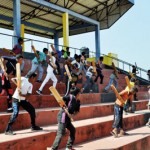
[[0, 52, 149, 150]]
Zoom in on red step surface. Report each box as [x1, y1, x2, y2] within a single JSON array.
[[0, 90, 148, 112], [0, 110, 149, 150], [65, 126, 150, 150], [0, 100, 148, 133], [0, 93, 101, 111]]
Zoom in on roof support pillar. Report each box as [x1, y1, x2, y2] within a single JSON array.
[[95, 25, 101, 60], [54, 32, 59, 51], [21, 24, 25, 51], [13, 0, 21, 46], [63, 13, 69, 50]]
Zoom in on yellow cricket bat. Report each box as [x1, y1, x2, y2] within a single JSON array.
[[92, 61, 96, 73], [31, 45, 39, 58], [49, 86, 74, 122], [0, 57, 8, 80], [111, 85, 125, 104], [2, 48, 16, 56], [16, 63, 21, 102], [65, 65, 72, 81], [125, 76, 131, 90], [50, 44, 57, 53]]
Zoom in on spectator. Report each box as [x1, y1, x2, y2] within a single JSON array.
[[26, 47, 48, 83], [12, 37, 25, 72], [147, 70, 150, 81], [103, 71, 118, 93]]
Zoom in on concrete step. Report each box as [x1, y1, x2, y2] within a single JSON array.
[[0, 90, 148, 111], [0, 93, 101, 111], [11, 82, 66, 95], [0, 110, 149, 150], [63, 126, 150, 150], [2, 79, 147, 97], [0, 100, 148, 133]]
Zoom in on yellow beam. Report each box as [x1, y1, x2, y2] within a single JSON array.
[[21, 24, 25, 51], [62, 13, 69, 50]]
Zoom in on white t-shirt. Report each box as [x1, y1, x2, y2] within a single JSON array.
[[71, 60, 80, 69], [86, 66, 93, 78], [13, 77, 33, 100], [47, 56, 56, 73], [71, 60, 81, 75]]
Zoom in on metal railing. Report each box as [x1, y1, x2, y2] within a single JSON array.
[[0, 32, 149, 81], [102, 54, 149, 82], [0, 32, 95, 58]]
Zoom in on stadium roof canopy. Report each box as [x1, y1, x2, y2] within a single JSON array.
[[0, 0, 134, 38]]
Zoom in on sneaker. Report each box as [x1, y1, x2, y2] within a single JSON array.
[[90, 90, 93, 93], [124, 111, 128, 115], [80, 88, 84, 94], [31, 126, 43, 131], [7, 107, 13, 113], [36, 80, 42, 83], [36, 90, 43, 95], [65, 148, 75, 150], [103, 89, 108, 93], [146, 122, 150, 127], [118, 129, 129, 137], [5, 130, 16, 135], [110, 128, 118, 138]]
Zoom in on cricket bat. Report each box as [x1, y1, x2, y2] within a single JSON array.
[[125, 76, 131, 90], [112, 62, 118, 78], [111, 85, 125, 104], [92, 61, 96, 73], [16, 63, 21, 102], [2, 48, 16, 56], [65, 64, 72, 81], [50, 44, 57, 53], [0, 57, 8, 80], [49, 86, 74, 122], [31, 45, 39, 58]]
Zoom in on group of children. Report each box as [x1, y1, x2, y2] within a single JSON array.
[[0, 37, 150, 150]]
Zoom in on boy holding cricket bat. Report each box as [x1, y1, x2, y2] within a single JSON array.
[[51, 87, 80, 150], [5, 73, 42, 135], [111, 86, 138, 138], [0, 55, 23, 112]]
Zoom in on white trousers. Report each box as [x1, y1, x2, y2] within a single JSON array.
[[39, 71, 57, 91]]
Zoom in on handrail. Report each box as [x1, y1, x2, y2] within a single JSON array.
[[101, 54, 147, 72], [0, 32, 95, 55], [0, 32, 148, 80], [101, 53, 149, 81]]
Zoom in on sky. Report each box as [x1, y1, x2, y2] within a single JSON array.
[[0, 0, 149, 73]]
